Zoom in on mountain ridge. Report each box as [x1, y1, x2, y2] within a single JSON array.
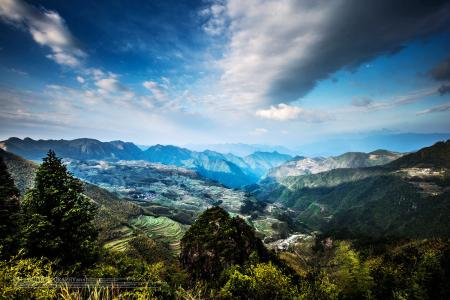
[[267, 149, 402, 179], [0, 137, 293, 188], [252, 140, 450, 239]]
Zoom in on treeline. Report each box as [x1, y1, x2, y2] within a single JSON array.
[[1, 151, 449, 299]]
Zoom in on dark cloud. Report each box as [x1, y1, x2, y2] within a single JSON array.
[[267, 0, 450, 102], [438, 84, 450, 95], [430, 55, 450, 81], [429, 54, 450, 95]]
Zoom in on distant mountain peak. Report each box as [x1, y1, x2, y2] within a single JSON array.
[[267, 149, 403, 179]]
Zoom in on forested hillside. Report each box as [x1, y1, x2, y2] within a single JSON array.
[[252, 140, 450, 239]]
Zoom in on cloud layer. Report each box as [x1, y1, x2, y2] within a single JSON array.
[[216, 0, 450, 107]]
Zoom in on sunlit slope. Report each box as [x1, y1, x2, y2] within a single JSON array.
[[130, 215, 187, 252]]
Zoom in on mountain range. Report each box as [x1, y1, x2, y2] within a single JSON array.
[[250, 140, 450, 239], [267, 150, 402, 179], [295, 132, 450, 156], [0, 137, 293, 188], [2, 138, 450, 246], [184, 143, 296, 156]]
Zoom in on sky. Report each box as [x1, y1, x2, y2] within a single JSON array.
[[0, 0, 449, 147]]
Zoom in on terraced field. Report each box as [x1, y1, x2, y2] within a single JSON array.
[[66, 160, 248, 219], [130, 215, 187, 252], [103, 226, 135, 252], [65, 159, 293, 250], [252, 217, 291, 242]]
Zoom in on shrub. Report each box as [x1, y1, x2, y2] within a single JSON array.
[[220, 262, 299, 299]]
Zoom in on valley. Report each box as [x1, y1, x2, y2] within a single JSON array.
[[3, 138, 449, 256], [1, 138, 449, 299], [0, 148, 296, 252], [65, 159, 246, 222], [4, 139, 450, 251]]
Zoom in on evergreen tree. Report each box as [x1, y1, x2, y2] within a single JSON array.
[[22, 150, 98, 267], [0, 157, 21, 259], [180, 206, 271, 281]]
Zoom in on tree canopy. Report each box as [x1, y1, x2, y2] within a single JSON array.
[[180, 206, 271, 281], [0, 157, 21, 259], [22, 150, 98, 267]]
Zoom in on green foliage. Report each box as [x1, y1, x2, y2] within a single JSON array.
[[0, 252, 186, 300], [0, 255, 59, 299], [220, 262, 299, 299], [0, 157, 21, 259], [21, 150, 98, 268], [329, 241, 374, 299], [282, 238, 450, 300], [180, 206, 271, 281], [87, 249, 188, 299], [368, 239, 450, 300], [302, 272, 340, 300]]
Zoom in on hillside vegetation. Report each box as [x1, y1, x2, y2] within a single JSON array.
[[253, 140, 450, 239]]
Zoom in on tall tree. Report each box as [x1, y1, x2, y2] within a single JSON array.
[[180, 206, 271, 281], [22, 150, 98, 267], [0, 157, 21, 259]]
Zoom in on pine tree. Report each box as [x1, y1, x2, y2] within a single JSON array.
[[0, 156, 21, 259], [22, 150, 98, 267]]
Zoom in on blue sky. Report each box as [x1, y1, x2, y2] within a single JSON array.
[[0, 0, 449, 147]]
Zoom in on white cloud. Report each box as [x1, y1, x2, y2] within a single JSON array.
[[351, 87, 439, 112], [0, 0, 86, 67], [256, 104, 302, 121], [417, 103, 450, 115], [143, 81, 166, 101], [250, 127, 268, 136], [8, 68, 28, 76], [87, 68, 106, 80], [76, 76, 85, 84], [94, 75, 134, 99], [46, 52, 80, 67], [200, 2, 227, 36], [96, 77, 121, 92], [256, 103, 332, 122]]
